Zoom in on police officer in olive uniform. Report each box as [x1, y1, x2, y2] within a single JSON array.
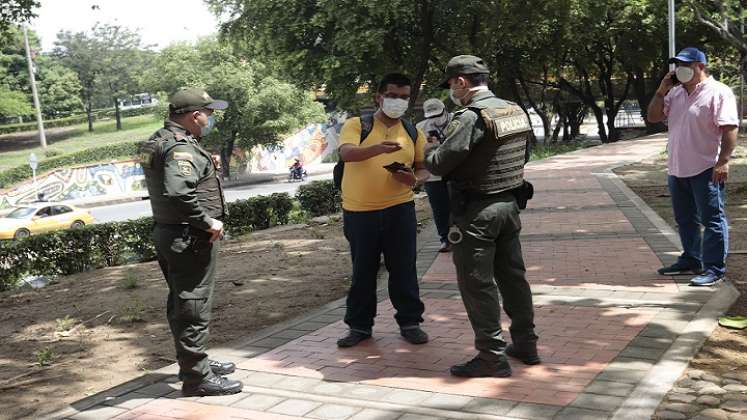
[[425, 56, 539, 378], [139, 87, 242, 396]]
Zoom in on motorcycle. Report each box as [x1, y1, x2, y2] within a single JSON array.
[[288, 166, 307, 182]]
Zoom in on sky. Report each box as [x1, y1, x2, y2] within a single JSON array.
[[32, 0, 221, 52]]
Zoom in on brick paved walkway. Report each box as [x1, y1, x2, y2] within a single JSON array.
[[51, 134, 738, 420]]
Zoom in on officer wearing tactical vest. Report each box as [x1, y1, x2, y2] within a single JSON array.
[[425, 55, 539, 378], [139, 87, 242, 396]]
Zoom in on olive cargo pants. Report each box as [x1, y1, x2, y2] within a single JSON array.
[[452, 192, 538, 362], [153, 223, 218, 384]]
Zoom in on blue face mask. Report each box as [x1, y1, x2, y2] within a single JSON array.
[[200, 115, 216, 137]]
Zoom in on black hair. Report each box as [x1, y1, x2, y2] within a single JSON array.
[[463, 73, 490, 86], [377, 73, 412, 93]]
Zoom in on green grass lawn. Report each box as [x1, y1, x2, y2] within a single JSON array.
[[0, 115, 162, 172]]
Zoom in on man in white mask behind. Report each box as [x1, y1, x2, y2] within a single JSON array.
[[417, 98, 454, 252], [335, 73, 430, 348], [648, 47, 738, 286]]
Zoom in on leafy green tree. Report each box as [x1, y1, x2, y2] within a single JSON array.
[[209, 0, 442, 110], [686, 0, 747, 79], [37, 59, 84, 117], [92, 24, 151, 130], [143, 38, 325, 178], [0, 0, 39, 34], [53, 30, 101, 131], [0, 85, 32, 118]]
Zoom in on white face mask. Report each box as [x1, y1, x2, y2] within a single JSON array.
[[381, 97, 409, 119], [675, 66, 695, 84], [450, 85, 489, 106]]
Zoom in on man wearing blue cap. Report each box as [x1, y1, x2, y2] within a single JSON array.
[[648, 48, 739, 286]]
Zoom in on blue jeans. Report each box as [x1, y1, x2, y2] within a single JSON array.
[[668, 168, 728, 276], [424, 180, 450, 243], [342, 201, 425, 332]]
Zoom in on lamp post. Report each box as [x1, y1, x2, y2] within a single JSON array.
[[22, 24, 47, 149]]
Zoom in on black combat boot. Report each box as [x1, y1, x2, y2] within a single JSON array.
[[182, 375, 243, 397], [505, 343, 541, 365], [450, 356, 512, 378]]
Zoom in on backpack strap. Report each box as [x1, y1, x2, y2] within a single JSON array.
[[400, 119, 418, 144], [359, 114, 418, 144], [359, 114, 374, 144]]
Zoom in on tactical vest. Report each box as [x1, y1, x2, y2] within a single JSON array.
[[449, 102, 531, 195], [139, 127, 226, 225]]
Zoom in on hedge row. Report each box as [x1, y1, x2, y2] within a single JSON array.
[[295, 180, 341, 217], [0, 141, 141, 189], [0, 192, 296, 291], [0, 106, 157, 135], [0, 114, 97, 135]]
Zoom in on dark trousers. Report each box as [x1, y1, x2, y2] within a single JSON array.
[[425, 180, 451, 243], [668, 168, 728, 276], [343, 201, 425, 332], [153, 224, 218, 384], [452, 192, 537, 362]]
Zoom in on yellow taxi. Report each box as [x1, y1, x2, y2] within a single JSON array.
[[0, 203, 95, 240]]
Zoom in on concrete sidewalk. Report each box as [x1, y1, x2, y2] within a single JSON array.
[[49, 134, 738, 420]]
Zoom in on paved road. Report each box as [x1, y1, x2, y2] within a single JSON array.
[[90, 173, 333, 224]]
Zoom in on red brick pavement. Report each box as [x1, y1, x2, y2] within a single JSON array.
[[238, 298, 656, 406], [520, 208, 635, 235], [423, 239, 678, 292], [112, 398, 305, 420]]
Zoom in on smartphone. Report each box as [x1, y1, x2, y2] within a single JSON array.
[[670, 73, 680, 85], [383, 162, 409, 172]]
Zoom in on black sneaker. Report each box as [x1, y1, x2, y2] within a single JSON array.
[[657, 262, 703, 276], [400, 326, 429, 345], [337, 330, 372, 348], [209, 360, 236, 376], [505, 344, 541, 365], [450, 356, 512, 378], [182, 375, 243, 397]]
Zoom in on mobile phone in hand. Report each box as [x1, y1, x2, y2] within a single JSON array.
[[670, 73, 680, 85], [383, 162, 408, 172]]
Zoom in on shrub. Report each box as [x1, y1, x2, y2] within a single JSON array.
[[33, 347, 55, 366], [295, 180, 341, 217], [0, 193, 294, 291]]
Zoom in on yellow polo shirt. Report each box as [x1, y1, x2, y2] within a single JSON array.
[[339, 116, 426, 212]]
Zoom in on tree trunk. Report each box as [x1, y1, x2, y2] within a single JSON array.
[[221, 131, 237, 179], [591, 106, 607, 143], [114, 97, 122, 130], [86, 98, 94, 132]]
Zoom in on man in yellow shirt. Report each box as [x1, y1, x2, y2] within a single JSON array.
[[337, 73, 430, 347]]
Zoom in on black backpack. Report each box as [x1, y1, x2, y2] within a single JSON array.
[[332, 114, 418, 190]]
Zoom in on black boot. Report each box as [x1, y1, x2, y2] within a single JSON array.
[[450, 356, 512, 378], [209, 360, 236, 375], [337, 330, 371, 348], [182, 375, 243, 397], [505, 343, 541, 365]]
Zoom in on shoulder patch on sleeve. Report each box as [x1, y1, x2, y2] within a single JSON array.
[[177, 160, 193, 176], [444, 120, 463, 138], [172, 151, 193, 161]]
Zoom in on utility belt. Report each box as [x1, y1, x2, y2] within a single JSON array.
[[154, 220, 222, 240], [446, 181, 533, 244]]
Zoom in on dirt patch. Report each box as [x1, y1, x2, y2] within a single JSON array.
[[614, 141, 747, 413], [0, 195, 432, 420]]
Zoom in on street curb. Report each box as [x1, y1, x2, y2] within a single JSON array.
[[602, 158, 741, 420]]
